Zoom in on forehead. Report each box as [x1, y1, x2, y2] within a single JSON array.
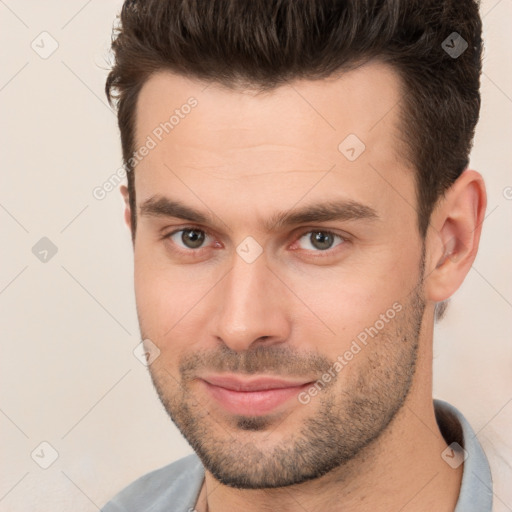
[[132, 61, 415, 231], [135, 60, 404, 153]]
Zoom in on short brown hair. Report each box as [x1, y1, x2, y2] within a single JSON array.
[[105, 0, 483, 238]]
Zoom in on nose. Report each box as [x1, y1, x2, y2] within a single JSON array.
[[211, 251, 291, 352]]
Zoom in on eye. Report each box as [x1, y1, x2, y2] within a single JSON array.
[[295, 230, 345, 252], [163, 227, 347, 258], [166, 227, 210, 250]]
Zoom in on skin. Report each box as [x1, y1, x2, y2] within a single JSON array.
[[121, 60, 486, 511]]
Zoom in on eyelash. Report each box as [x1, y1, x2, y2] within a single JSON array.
[[161, 226, 348, 258]]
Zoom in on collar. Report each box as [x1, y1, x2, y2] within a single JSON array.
[[434, 398, 493, 511]]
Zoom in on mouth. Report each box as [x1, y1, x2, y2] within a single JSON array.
[[199, 374, 314, 416]]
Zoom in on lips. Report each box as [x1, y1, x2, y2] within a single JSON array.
[[199, 374, 313, 416]]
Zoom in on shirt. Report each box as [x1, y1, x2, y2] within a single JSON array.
[[101, 399, 493, 511]]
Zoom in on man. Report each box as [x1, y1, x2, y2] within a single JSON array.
[[101, 0, 492, 510]]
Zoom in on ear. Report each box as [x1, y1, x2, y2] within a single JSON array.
[[120, 185, 132, 232], [424, 169, 487, 302]]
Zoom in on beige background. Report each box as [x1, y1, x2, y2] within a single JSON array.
[[1, 1, 511, 510]]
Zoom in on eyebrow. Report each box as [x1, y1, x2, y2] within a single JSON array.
[[139, 195, 379, 232]]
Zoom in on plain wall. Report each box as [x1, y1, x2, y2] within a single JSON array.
[[1, 1, 510, 510]]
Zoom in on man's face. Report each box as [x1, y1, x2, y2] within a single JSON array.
[[129, 61, 428, 488]]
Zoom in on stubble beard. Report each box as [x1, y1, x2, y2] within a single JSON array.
[[145, 282, 425, 489]]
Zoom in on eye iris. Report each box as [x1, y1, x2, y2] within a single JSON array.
[[182, 229, 205, 249], [311, 231, 334, 250]]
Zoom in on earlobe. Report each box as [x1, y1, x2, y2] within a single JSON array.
[[120, 185, 132, 231], [424, 169, 487, 303]]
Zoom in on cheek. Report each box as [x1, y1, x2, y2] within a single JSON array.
[[134, 244, 180, 340], [134, 269, 194, 372], [133, 245, 216, 346], [281, 252, 419, 352]]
